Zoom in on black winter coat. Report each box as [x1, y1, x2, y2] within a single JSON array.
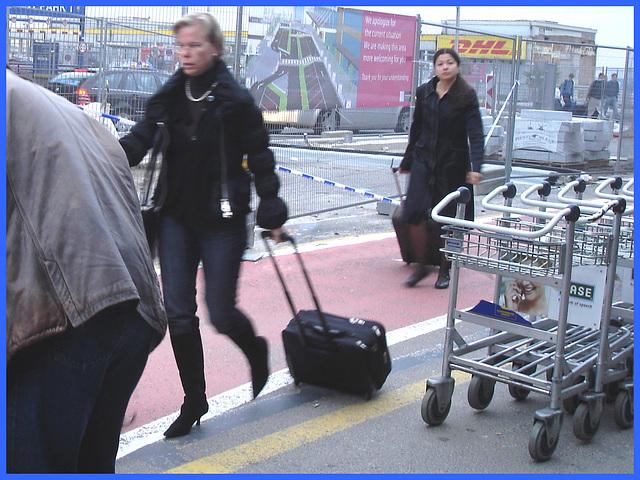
[[399, 76, 484, 224], [119, 60, 287, 229]]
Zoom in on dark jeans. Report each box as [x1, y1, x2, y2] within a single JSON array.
[[6, 303, 155, 473], [158, 214, 252, 337]]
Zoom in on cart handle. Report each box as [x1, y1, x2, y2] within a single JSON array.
[[520, 182, 626, 220], [557, 180, 634, 215], [622, 178, 634, 197], [594, 176, 634, 202], [481, 184, 571, 221], [432, 186, 580, 238]]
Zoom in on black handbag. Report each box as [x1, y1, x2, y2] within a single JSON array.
[[141, 205, 159, 255], [140, 122, 169, 257]]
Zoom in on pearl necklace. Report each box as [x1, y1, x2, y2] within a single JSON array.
[[185, 79, 218, 102]]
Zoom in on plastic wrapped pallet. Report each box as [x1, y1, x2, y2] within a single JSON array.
[[513, 110, 585, 164]]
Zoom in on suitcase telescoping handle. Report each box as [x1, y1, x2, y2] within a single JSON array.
[[261, 231, 343, 340], [391, 164, 405, 203]]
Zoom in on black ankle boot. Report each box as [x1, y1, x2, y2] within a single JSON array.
[[435, 260, 450, 289], [404, 265, 428, 288], [231, 329, 270, 399], [434, 272, 450, 289], [164, 400, 209, 438], [164, 332, 209, 438]]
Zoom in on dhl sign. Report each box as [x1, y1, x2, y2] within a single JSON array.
[[437, 35, 525, 59]]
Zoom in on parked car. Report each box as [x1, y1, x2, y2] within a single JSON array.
[[76, 68, 171, 124], [46, 71, 94, 103]]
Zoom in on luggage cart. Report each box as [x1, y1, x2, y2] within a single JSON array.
[[520, 177, 634, 324], [517, 178, 634, 434], [553, 177, 634, 324], [420, 185, 615, 462], [588, 177, 633, 324], [554, 177, 634, 431], [621, 178, 634, 197]]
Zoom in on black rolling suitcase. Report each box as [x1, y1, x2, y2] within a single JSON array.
[[391, 167, 441, 266], [262, 231, 392, 399]]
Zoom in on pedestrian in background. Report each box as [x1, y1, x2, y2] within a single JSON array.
[[6, 68, 167, 473], [398, 48, 484, 289], [119, 11, 288, 439], [559, 73, 574, 110], [602, 72, 620, 120], [586, 72, 606, 117]]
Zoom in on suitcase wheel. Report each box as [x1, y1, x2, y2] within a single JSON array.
[[286, 358, 300, 386], [364, 380, 377, 400]]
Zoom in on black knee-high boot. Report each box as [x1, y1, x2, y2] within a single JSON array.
[[164, 331, 209, 438], [230, 325, 269, 399]]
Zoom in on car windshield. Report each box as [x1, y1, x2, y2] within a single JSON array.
[[124, 72, 158, 93], [50, 73, 89, 85]]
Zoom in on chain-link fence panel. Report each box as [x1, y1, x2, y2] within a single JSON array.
[[8, 6, 633, 221]]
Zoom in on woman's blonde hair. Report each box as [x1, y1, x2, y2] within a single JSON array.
[[173, 11, 225, 52]]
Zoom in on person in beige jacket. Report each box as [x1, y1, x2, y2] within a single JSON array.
[[6, 68, 167, 473]]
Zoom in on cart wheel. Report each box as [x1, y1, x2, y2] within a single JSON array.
[[562, 376, 584, 415], [529, 420, 559, 462], [468, 376, 495, 410], [508, 363, 533, 401], [604, 381, 620, 403], [572, 402, 601, 442], [563, 395, 580, 415], [563, 397, 579, 415], [421, 387, 451, 426], [613, 390, 633, 429], [508, 384, 530, 401]]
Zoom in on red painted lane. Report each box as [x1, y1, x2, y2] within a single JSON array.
[[121, 236, 494, 433]]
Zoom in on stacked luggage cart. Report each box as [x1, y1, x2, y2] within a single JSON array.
[[420, 176, 634, 462]]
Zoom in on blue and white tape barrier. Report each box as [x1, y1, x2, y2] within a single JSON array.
[[76, 104, 137, 126], [277, 165, 401, 206]]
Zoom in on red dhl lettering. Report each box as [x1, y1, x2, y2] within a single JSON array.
[[449, 39, 512, 56]]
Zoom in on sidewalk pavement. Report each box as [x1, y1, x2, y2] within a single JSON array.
[[115, 227, 634, 474], [119, 231, 494, 446]]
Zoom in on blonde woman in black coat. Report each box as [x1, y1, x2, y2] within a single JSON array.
[[120, 12, 287, 438], [399, 48, 484, 289]]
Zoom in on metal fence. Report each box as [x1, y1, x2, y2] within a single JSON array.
[[7, 6, 634, 220]]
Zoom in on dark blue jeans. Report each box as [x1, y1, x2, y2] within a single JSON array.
[[6, 303, 155, 473], [158, 214, 253, 337]]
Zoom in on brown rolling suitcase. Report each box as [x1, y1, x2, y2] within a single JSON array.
[[391, 167, 440, 266]]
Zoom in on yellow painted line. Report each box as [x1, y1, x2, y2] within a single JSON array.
[[168, 370, 471, 474]]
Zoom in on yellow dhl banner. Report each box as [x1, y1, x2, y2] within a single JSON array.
[[437, 35, 524, 59]]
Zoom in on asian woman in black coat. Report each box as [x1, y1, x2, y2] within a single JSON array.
[[398, 48, 484, 289]]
